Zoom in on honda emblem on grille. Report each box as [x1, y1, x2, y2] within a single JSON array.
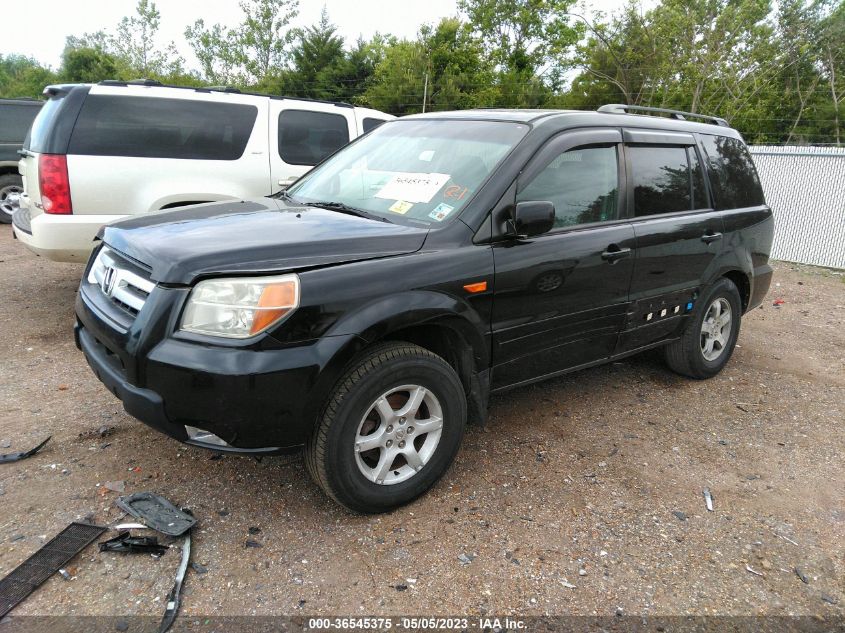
[[102, 266, 117, 297]]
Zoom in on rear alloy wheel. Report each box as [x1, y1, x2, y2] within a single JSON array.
[[306, 342, 466, 513], [664, 278, 742, 379], [0, 174, 24, 224]]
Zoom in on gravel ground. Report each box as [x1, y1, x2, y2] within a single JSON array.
[[0, 226, 843, 618]]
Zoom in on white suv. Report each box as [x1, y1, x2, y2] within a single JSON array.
[[13, 80, 392, 262]]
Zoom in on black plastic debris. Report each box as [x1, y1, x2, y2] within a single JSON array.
[[99, 531, 168, 556], [0, 522, 105, 617], [0, 437, 51, 464], [116, 492, 196, 536]]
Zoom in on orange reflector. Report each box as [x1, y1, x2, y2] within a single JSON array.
[[463, 281, 488, 294], [250, 282, 297, 334]]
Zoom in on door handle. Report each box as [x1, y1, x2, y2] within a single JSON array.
[[601, 245, 632, 263], [701, 232, 723, 244]]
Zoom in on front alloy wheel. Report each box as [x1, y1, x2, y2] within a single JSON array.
[[306, 342, 466, 513], [355, 385, 444, 485]]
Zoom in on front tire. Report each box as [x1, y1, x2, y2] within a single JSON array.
[[0, 174, 24, 224], [664, 278, 742, 379], [306, 342, 467, 513]]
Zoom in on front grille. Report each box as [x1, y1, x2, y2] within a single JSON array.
[[87, 247, 154, 321]]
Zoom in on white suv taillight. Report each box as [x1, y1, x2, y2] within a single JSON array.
[[38, 154, 72, 215]]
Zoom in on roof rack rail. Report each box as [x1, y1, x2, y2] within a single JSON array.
[[95, 79, 354, 108], [598, 103, 729, 127]]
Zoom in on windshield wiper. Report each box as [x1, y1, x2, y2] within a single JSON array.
[[303, 201, 391, 223]]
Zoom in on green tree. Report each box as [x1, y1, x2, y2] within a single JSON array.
[[458, 0, 582, 77], [286, 8, 347, 100], [0, 54, 56, 98], [363, 18, 492, 114], [185, 0, 299, 86], [112, 0, 185, 77], [60, 45, 119, 83]]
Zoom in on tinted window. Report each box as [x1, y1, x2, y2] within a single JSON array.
[[278, 110, 350, 166], [700, 134, 765, 209], [363, 117, 386, 133], [26, 97, 64, 152], [0, 103, 41, 143], [629, 145, 692, 216], [518, 145, 619, 228], [68, 95, 257, 160]]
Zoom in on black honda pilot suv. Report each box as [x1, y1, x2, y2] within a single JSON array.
[[76, 105, 774, 513]]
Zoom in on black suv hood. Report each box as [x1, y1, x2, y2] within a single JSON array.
[[101, 198, 429, 284]]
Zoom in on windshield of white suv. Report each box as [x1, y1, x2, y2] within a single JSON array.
[[286, 119, 528, 226]]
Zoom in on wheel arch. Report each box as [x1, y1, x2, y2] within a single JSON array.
[[310, 291, 491, 426], [720, 269, 751, 313]]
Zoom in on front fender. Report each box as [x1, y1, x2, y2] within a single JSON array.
[[325, 290, 490, 371]]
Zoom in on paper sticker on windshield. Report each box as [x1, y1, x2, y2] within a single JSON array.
[[375, 172, 450, 204], [429, 203, 454, 222], [389, 200, 414, 214]]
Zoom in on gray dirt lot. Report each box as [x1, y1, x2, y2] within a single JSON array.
[[0, 226, 843, 618]]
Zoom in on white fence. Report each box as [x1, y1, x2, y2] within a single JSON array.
[[749, 145, 845, 269]]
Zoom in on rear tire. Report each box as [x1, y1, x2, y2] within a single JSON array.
[[664, 278, 742, 379], [306, 342, 467, 513], [0, 174, 24, 224]]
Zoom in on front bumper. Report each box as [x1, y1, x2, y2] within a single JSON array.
[[75, 285, 359, 454], [13, 208, 128, 262]]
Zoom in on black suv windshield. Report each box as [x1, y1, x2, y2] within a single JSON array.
[[287, 119, 528, 226]]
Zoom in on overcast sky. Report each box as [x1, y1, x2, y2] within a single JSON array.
[[3, 0, 628, 72]]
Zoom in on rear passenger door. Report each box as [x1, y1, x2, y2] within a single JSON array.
[[490, 128, 636, 389], [270, 103, 355, 191], [615, 129, 724, 354]]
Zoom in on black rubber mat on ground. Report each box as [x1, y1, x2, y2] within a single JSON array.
[[0, 522, 106, 617]]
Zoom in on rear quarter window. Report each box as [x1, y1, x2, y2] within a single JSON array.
[[67, 95, 258, 160], [25, 97, 64, 152], [278, 109, 350, 166], [700, 134, 765, 209], [0, 103, 41, 143]]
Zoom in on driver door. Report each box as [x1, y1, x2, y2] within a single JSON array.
[[490, 128, 636, 389]]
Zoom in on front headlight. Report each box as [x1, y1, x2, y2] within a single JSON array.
[[180, 274, 300, 339]]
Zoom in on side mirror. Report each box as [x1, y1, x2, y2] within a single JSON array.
[[513, 201, 555, 237]]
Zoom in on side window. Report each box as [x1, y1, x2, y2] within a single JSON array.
[[362, 117, 386, 133], [688, 146, 709, 210], [68, 96, 258, 160], [517, 145, 619, 229], [628, 145, 693, 216], [700, 134, 765, 209], [278, 110, 350, 166]]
